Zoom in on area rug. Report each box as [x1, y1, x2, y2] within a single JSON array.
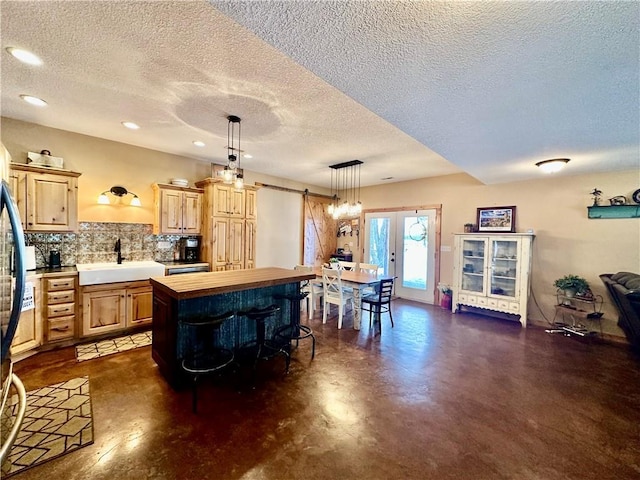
[[75, 330, 152, 362], [3, 376, 94, 477]]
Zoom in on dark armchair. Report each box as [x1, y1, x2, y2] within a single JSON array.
[[600, 272, 640, 352]]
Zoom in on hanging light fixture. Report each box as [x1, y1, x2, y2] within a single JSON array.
[[327, 160, 363, 219], [218, 115, 244, 189]]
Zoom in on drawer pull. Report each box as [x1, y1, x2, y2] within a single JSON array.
[[53, 308, 69, 313], [52, 326, 69, 331]]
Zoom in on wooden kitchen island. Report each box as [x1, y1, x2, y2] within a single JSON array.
[[150, 267, 315, 388]]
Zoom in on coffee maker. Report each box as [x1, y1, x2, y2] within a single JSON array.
[[179, 237, 199, 262]]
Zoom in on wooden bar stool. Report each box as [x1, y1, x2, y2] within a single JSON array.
[[180, 311, 236, 413]]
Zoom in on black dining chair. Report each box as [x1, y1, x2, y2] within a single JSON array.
[[361, 278, 394, 334]]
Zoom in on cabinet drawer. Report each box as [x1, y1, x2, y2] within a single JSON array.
[[476, 297, 488, 306], [509, 302, 520, 312], [48, 315, 75, 341], [458, 294, 467, 303], [467, 295, 477, 305], [47, 290, 75, 305], [497, 300, 509, 310], [48, 302, 75, 318], [47, 277, 75, 291], [487, 298, 498, 307]]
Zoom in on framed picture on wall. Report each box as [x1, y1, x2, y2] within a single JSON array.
[[476, 206, 516, 233]]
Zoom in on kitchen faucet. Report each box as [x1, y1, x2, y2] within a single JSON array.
[[115, 238, 125, 264]]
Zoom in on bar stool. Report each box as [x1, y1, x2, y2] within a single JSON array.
[[241, 304, 290, 374], [181, 311, 235, 413], [274, 291, 316, 360]]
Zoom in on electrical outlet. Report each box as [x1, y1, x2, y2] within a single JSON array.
[[157, 241, 171, 249]]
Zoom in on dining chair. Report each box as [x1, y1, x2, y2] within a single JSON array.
[[322, 267, 354, 329], [295, 265, 323, 320], [358, 263, 379, 295], [361, 277, 394, 334], [337, 261, 357, 271]]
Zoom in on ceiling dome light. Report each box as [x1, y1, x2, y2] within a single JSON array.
[[6, 47, 42, 66], [19, 94, 47, 107], [243, 154, 253, 159], [536, 158, 570, 173], [121, 121, 140, 130], [193, 141, 205, 147]]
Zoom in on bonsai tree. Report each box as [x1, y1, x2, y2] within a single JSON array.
[[554, 274, 590, 296]]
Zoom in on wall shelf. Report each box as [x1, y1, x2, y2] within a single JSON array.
[[587, 205, 640, 219]]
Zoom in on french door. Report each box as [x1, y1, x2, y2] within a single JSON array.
[[363, 209, 438, 303]]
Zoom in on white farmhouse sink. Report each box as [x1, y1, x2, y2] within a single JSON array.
[[76, 261, 166, 286]]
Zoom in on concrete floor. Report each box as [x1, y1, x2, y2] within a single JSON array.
[[11, 300, 640, 480]]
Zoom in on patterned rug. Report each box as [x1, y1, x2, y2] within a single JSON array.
[[75, 330, 152, 362], [2, 377, 94, 477]]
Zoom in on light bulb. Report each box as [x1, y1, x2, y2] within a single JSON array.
[[98, 193, 110, 205], [130, 196, 141, 207]]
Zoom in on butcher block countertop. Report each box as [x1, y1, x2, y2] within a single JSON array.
[[150, 267, 315, 300]]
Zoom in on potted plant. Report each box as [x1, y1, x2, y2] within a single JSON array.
[[553, 274, 590, 298]]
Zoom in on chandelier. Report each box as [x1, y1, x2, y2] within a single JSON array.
[[327, 160, 363, 219], [219, 115, 244, 189]]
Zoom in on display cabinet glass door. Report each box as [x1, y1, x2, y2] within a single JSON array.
[[488, 239, 519, 298], [460, 238, 487, 294]]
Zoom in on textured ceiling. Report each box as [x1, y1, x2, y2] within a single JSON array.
[[1, 1, 638, 188]]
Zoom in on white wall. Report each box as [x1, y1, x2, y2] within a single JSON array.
[[255, 188, 302, 269]]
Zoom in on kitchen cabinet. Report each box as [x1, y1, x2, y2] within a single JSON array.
[[10, 277, 42, 357], [452, 233, 533, 327], [44, 274, 77, 343], [10, 163, 81, 232], [152, 183, 203, 235], [196, 178, 258, 271], [81, 280, 152, 337]]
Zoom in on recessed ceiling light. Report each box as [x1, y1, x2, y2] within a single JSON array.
[[6, 47, 42, 66], [381, 177, 394, 180], [243, 154, 253, 159], [19, 94, 47, 107], [193, 141, 205, 147], [121, 121, 140, 130]]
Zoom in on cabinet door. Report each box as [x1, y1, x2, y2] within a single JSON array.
[[82, 288, 126, 336], [26, 173, 77, 231], [11, 279, 42, 355], [488, 238, 520, 299], [127, 286, 153, 327], [460, 237, 488, 295], [228, 218, 245, 269], [9, 169, 26, 229], [182, 191, 202, 235], [212, 217, 230, 271], [229, 188, 246, 217], [160, 189, 184, 234], [212, 184, 231, 216], [245, 189, 257, 220], [245, 220, 256, 269]]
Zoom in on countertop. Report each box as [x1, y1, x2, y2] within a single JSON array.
[[150, 267, 315, 300]]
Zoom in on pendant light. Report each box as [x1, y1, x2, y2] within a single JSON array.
[[219, 115, 244, 190], [327, 160, 363, 219]]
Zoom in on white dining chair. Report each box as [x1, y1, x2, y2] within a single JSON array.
[[358, 263, 379, 295], [322, 267, 354, 329], [337, 261, 357, 271], [295, 265, 323, 320]]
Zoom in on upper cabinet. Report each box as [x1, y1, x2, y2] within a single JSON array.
[[195, 178, 258, 271], [152, 183, 203, 235], [10, 163, 81, 232]]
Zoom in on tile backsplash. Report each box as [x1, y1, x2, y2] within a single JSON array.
[[26, 222, 187, 268]]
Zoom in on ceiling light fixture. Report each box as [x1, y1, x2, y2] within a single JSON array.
[[6, 47, 42, 66], [121, 121, 140, 130], [218, 115, 244, 190], [98, 186, 141, 206], [19, 94, 47, 107], [536, 158, 570, 173], [193, 141, 205, 147], [327, 160, 363, 219]]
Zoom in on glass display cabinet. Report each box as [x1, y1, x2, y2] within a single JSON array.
[[452, 234, 534, 327]]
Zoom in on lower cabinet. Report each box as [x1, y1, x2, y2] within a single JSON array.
[[45, 275, 77, 343], [81, 280, 153, 337], [11, 277, 42, 356]]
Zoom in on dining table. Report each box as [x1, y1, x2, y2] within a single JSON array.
[[313, 266, 393, 330]]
